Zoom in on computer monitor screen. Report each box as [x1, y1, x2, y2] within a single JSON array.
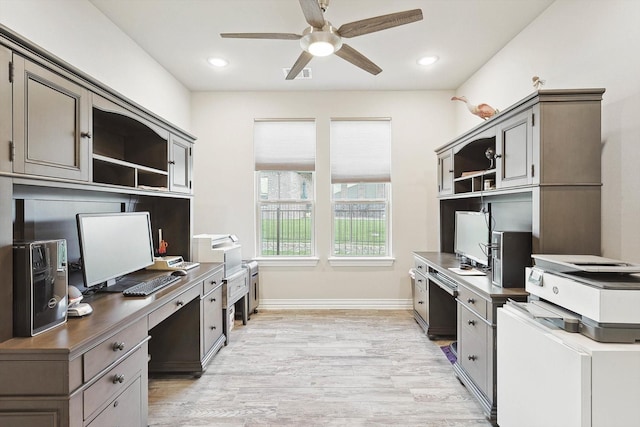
[[454, 211, 490, 267], [76, 211, 155, 288]]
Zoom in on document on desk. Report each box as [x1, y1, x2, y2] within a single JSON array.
[[448, 267, 486, 276]]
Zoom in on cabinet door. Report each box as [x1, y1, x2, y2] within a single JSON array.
[[497, 307, 591, 427], [437, 149, 453, 195], [0, 46, 11, 173], [496, 109, 533, 188], [12, 56, 90, 181], [169, 134, 192, 193]]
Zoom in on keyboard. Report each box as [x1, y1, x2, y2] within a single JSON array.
[[122, 275, 180, 297]]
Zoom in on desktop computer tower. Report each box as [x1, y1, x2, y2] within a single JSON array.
[[13, 239, 68, 336], [491, 231, 532, 288]]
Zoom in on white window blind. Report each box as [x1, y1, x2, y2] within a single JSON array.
[[330, 119, 391, 183], [254, 120, 316, 171]]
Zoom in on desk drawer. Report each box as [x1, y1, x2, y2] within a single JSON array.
[[148, 284, 200, 329], [202, 269, 224, 296], [459, 306, 489, 396], [84, 342, 146, 420], [87, 376, 142, 427], [458, 285, 487, 319], [414, 257, 428, 276], [223, 271, 247, 307], [83, 318, 147, 381]]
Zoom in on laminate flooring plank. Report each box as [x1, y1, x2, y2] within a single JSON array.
[[148, 310, 492, 426]]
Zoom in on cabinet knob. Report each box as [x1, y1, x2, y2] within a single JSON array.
[[210, 297, 216, 302], [448, 169, 454, 173], [80, 131, 92, 139], [210, 326, 217, 330], [113, 400, 119, 408], [418, 301, 424, 305], [210, 280, 217, 286], [168, 160, 176, 165], [112, 342, 125, 351], [176, 300, 184, 307], [112, 374, 125, 384], [468, 355, 477, 361], [494, 154, 502, 158], [467, 298, 475, 304], [467, 320, 476, 326]]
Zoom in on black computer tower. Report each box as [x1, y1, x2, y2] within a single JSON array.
[[13, 240, 68, 336], [491, 231, 532, 288]]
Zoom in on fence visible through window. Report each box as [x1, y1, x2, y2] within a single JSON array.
[[260, 203, 312, 256], [334, 202, 386, 256]]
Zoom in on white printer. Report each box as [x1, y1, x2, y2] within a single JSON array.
[[192, 234, 243, 277]]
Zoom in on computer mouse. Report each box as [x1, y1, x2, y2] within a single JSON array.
[[171, 269, 188, 276]]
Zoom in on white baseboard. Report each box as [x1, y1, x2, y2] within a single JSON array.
[[259, 298, 412, 310]]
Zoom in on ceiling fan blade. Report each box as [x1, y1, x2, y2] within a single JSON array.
[[220, 33, 302, 40], [334, 44, 382, 75], [286, 51, 314, 80], [337, 9, 423, 38], [298, 0, 325, 28]]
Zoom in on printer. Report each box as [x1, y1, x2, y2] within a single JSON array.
[[192, 234, 243, 277], [513, 254, 640, 343]]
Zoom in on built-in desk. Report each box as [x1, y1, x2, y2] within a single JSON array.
[[413, 252, 528, 421], [0, 263, 224, 427]]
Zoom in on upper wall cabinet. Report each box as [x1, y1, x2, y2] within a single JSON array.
[[0, 46, 11, 174], [436, 89, 605, 198], [12, 55, 90, 181], [169, 134, 192, 194], [437, 149, 453, 196]]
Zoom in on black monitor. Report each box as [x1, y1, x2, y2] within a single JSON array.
[[76, 211, 155, 289], [454, 211, 490, 267]]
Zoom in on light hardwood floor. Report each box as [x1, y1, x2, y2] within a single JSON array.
[[148, 310, 493, 426]]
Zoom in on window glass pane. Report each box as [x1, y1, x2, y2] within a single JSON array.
[[334, 201, 387, 256], [332, 183, 386, 201], [260, 202, 312, 256], [259, 171, 313, 201]]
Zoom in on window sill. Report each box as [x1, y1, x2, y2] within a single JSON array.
[[254, 257, 319, 267], [328, 257, 395, 267]]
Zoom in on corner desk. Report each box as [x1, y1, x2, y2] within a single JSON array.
[[0, 263, 225, 427]]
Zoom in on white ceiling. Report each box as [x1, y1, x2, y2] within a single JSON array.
[[89, 0, 554, 92]]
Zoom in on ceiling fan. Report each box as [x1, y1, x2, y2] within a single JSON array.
[[220, 0, 423, 80]]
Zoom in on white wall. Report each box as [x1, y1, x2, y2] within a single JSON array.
[[0, 0, 192, 131], [191, 91, 454, 307], [452, 0, 640, 262]]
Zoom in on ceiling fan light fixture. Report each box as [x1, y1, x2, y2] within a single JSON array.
[[300, 27, 342, 57]]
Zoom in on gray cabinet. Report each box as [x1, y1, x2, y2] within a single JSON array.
[[201, 269, 225, 361], [12, 55, 90, 181], [0, 46, 11, 174], [496, 108, 533, 188], [437, 149, 453, 195], [169, 134, 193, 193]]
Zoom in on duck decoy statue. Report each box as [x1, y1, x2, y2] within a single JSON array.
[[451, 96, 498, 120]]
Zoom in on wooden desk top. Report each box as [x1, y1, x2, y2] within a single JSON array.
[[0, 263, 223, 359]]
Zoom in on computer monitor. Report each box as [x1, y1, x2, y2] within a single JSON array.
[[454, 211, 490, 267], [76, 211, 155, 289]]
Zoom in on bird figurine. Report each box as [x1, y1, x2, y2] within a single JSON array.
[[532, 75, 546, 90], [451, 96, 498, 120]]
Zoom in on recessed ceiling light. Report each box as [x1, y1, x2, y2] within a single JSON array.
[[207, 57, 228, 67], [417, 56, 439, 66]]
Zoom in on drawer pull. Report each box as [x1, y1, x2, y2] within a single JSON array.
[[209, 280, 217, 286], [468, 355, 477, 361], [112, 342, 125, 351], [467, 320, 476, 326], [112, 374, 125, 384], [210, 326, 217, 330], [210, 297, 216, 302], [80, 131, 92, 139], [417, 265, 424, 270], [176, 300, 184, 307], [113, 400, 119, 408], [467, 298, 476, 304], [418, 301, 424, 305]]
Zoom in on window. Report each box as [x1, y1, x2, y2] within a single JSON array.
[[330, 119, 391, 257], [254, 120, 315, 257]]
